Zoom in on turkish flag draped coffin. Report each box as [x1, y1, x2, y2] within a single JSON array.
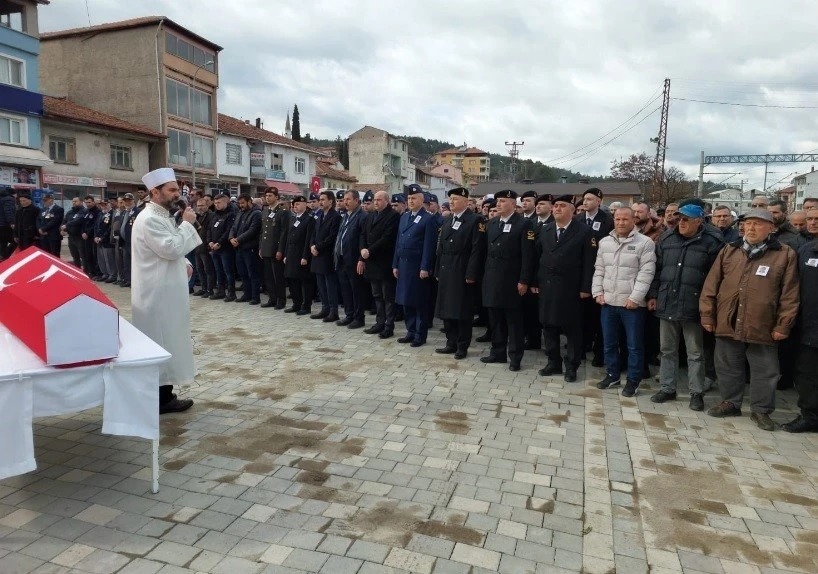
[[0, 247, 119, 366]]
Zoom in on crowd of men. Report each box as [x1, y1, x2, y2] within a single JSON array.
[[1, 181, 817, 434]]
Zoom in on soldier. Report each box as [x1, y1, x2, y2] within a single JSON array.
[[391, 193, 406, 215], [117, 193, 136, 286], [520, 190, 537, 220], [283, 195, 316, 315], [207, 193, 237, 301], [310, 190, 342, 321], [361, 191, 401, 338], [259, 187, 291, 309], [535, 194, 553, 228], [480, 190, 536, 371], [36, 192, 64, 257], [394, 184, 439, 346], [532, 194, 595, 382], [361, 190, 375, 213], [434, 187, 487, 360]]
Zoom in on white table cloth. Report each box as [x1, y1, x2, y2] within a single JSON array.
[[0, 317, 170, 491]]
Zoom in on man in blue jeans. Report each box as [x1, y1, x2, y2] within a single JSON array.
[[229, 193, 262, 305], [592, 207, 656, 397]]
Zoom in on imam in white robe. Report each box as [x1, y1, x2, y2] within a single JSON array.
[[130, 202, 201, 385]]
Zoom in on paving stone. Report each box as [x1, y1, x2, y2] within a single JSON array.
[[346, 540, 390, 563], [319, 555, 363, 574], [384, 547, 436, 573], [282, 548, 330, 572]]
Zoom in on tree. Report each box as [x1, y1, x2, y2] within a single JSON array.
[[292, 105, 301, 142], [339, 138, 350, 169], [303, 133, 312, 145], [610, 152, 653, 198], [660, 166, 697, 205]]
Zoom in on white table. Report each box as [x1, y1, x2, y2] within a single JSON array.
[[0, 317, 170, 492]]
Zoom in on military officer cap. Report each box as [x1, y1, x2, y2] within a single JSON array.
[[483, 197, 496, 208], [309, 192, 319, 201], [429, 194, 439, 204], [422, 192, 432, 204], [391, 193, 405, 204], [123, 193, 135, 200], [362, 190, 374, 202], [448, 187, 469, 198], [553, 194, 574, 206], [404, 183, 424, 195], [335, 189, 345, 200], [521, 190, 538, 200], [536, 193, 553, 204], [43, 192, 54, 199], [292, 195, 307, 204], [441, 201, 450, 209], [494, 189, 518, 200], [584, 187, 603, 199]]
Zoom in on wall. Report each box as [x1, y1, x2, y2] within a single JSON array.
[[215, 133, 249, 180], [349, 127, 388, 185]]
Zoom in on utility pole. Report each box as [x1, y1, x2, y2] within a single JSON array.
[[762, 154, 770, 192], [697, 151, 705, 197], [651, 78, 671, 200], [505, 141, 524, 183]]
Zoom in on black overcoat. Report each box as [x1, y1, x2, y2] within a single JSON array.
[[482, 213, 536, 308], [434, 209, 487, 320]]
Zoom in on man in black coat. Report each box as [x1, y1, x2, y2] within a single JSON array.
[[576, 187, 614, 366], [61, 196, 87, 268], [0, 186, 15, 260], [310, 190, 342, 320], [435, 187, 487, 360], [36, 192, 64, 256], [361, 191, 400, 338], [259, 186, 291, 309], [229, 193, 263, 304], [334, 190, 368, 328], [533, 194, 595, 382], [283, 195, 316, 315], [207, 193, 238, 301], [81, 195, 102, 279], [14, 192, 38, 251], [480, 190, 536, 371]]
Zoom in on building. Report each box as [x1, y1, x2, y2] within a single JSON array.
[[39, 16, 222, 188], [412, 166, 455, 197], [348, 126, 408, 196], [776, 185, 796, 211], [433, 145, 490, 185], [704, 187, 752, 215], [0, 0, 52, 192], [792, 168, 818, 210], [474, 181, 642, 205], [315, 158, 356, 190], [429, 162, 463, 186], [216, 114, 325, 196], [40, 95, 165, 200]]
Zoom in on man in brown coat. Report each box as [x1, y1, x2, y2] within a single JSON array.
[[633, 201, 665, 242], [700, 209, 800, 430]]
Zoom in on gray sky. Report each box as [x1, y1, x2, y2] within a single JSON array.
[[40, 0, 818, 188]]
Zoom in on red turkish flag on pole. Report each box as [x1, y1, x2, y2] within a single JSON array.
[[311, 176, 321, 193]]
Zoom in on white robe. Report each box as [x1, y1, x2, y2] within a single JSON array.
[[131, 202, 202, 385]]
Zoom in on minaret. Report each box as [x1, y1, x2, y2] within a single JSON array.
[[285, 112, 292, 138]]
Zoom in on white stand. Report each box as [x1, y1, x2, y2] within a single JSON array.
[[152, 440, 159, 493]]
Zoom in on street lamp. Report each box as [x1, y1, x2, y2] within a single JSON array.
[[190, 60, 214, 191]]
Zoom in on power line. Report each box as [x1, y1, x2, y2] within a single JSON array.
[[672, 97, 818, 109]]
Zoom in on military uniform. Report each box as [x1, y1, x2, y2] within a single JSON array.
[[260, 202, 291, 308], [36, 199, 64, 256], [283, 200, 316, 314]]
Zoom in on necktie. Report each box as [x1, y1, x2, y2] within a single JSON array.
[[557, 227, 564, 241], [335, 214, 348, 257], [586, 218, 592, 226]]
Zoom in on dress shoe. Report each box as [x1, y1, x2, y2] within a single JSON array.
[[348, 320, 365, 329], [650, 390, 677, 403], [397, 336, 414, 344], [323, 312, 339, 322], [310, 311, 328, 319], [750, 412, 776, 431], [364, 324, 385, 334], [707, 400, 742, 418], [105, 277, 117, 283], [454, 350, 468, 360], [159, 397, 194, 414], [509, 363, 521, 372], [296, 308, 310, 316], [379, 329, 394, 339], [596, 375, 621, 389], [249, 299, 260, 305], [435, 346, 456, 354], [199, 291, 212, 298], [782, 415, 818, 433], [538, 363, 562, 376], [689, 393, 704, 411], [480, 355, 507, 364], [193, 289, 207, 296], [284, 307, 299, 313], [410, 340, 425, 347], [475, 332, 491, 343], [336, 317, 354, 327], [235, 296, 251, 303], [224, 294, 237, 302], [188, 286, 194, 294], [564, 368, 577, 383], [210, 291, 224, 300], [275, 303, 287, 310], [261, 301, 276, 308]]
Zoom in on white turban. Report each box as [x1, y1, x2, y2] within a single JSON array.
[[141, 168, 176, 191]]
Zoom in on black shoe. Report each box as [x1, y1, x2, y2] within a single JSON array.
[[296, 308, 310, 316], [275, 303, 287, 310], [591, 356, 605, 368], [622, 379, 640, 397], [105, 277, 117, 283], [538, 363, 562, 376], [410, 340, 425, 348], [236, 296, 251, 303], [310, 311, 328, 320], [454, 350, 468, 360], [224, 294, 236, 302], [160, 397, 194, 414], [379, 329, 394, 339], [364, 324, 385, 334], [284, 307, 299, 313], [596, 375, 621, 389], [193, 290, 207, 296], [509, 364, 521, 372], [397, 336, 414, 344], [199, 291, 212, 298], [564, 368, 577, 383], [336, 317, 354, 326], [689, 393, 704, 411], [480, 355, 507, 364], [475, 332, 491, 343], [436, 346, 456, 354], [782, 415, 818, 433], [348, 320, 365, 329], [650, 390, 677, 403], [249, 299, 260, 305], [261, 301, 276, 308], [323, 312, 339, 322]]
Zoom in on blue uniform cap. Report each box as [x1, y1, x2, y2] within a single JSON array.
[[362, 190, 374, 202], [335, 190, 345, 200], [391, 194, 405, 204], [422, 192, 432, 204], [429, 194, 439, 204], [309, 192, 319, 201], [404, 183, 424, 196]]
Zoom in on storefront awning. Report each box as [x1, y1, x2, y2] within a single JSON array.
[[0, 145, 54, 168], [264, 180, 303, 195]]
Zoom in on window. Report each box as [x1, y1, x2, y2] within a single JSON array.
[[165, 32, 216, 73], [0, 55, 24, 88], [0, 115, 23, 145], [271, 153, 283, 170], [402, 143, 406, 152], [0, 4, 24, 32], [110, 144, 132, 169], [469, 159, 476, 165], [226, 143, 242, 165], [166, 79, 211, 125], [443, 168, 449, 173], [49, 136, 76, 163], [295, 157, 305, 175], [168, 129, 190, 165], [193, 136, 214, 168]]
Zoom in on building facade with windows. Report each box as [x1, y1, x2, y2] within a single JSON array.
[[433, 145, 490, 186], [40, 95, 164, 200], [0, 0, 52, 191], [39, 16, 222, 188], [792, 168, 818, 210], [348, 126, 409, 196]]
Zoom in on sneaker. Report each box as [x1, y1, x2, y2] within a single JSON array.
[[750, 412, 775, 431], [621, 379, 640, 397], [650, 390, 677, 403], [596, 375, 621, 389], [707, 400, 742, 418], [689, 393, 704, 411]]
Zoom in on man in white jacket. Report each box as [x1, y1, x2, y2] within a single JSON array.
[[592, 207, 656, 397], [131, 168, 202, 414]]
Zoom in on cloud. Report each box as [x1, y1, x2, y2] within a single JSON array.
[[38, 0, 818, 185]]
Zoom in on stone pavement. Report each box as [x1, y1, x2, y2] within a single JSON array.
[[2, 282, 818, 574]]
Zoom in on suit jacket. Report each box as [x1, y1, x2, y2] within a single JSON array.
[[534, 220, 595, 327], [229, 207, 262, 250], [393, 208, 439, 307], [259, 204, 291, 258], [361, 205, 400, 280], [435, 209, 487, 320], [335, 206, 365, 270], [310, 208, 341, 274], [284, 211, 315, 279], [575, 209, 613, 251], [37, 203, 64, 238], [482, 213, 536, 308]]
